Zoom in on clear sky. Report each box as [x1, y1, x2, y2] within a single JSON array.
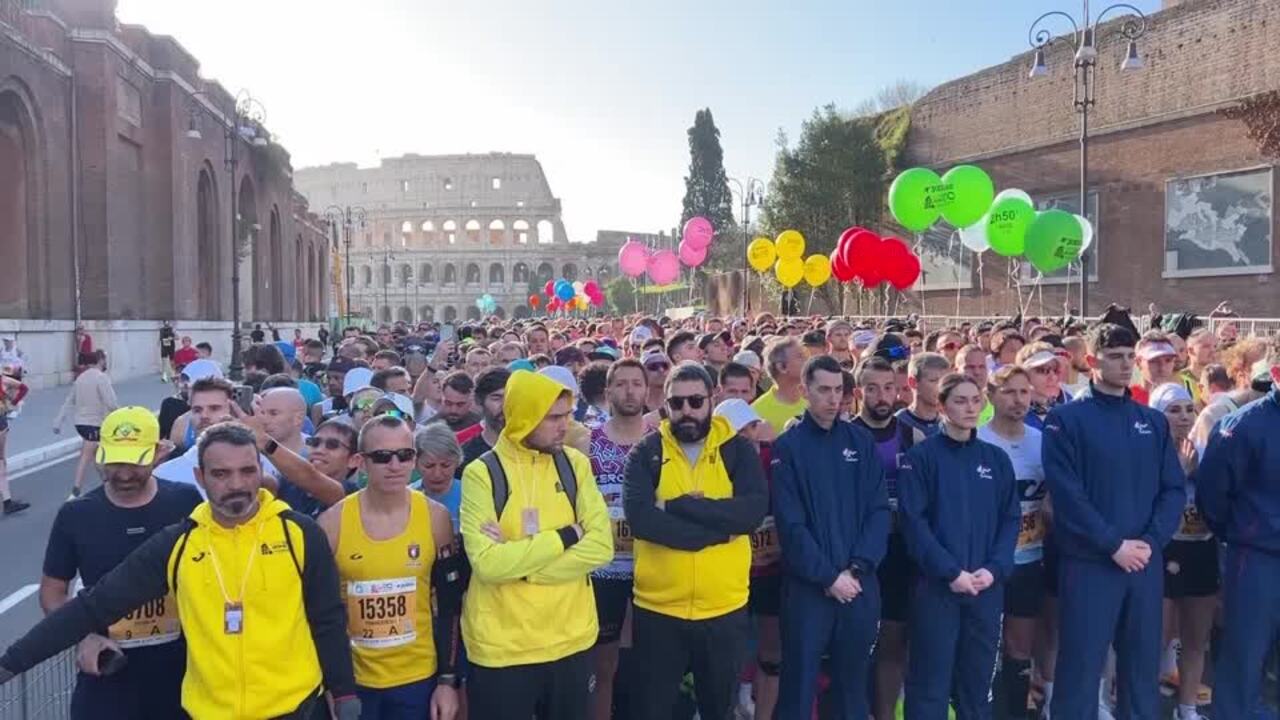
[[116, 0, 1162, 241]]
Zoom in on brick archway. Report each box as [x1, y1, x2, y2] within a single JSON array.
[[0, 82, 47, 318]]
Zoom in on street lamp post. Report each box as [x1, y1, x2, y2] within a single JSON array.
[[1027, 0, 1147, 317], [186, 90, 268, 380], [727, 177, 766, 315], [324, 205, 367, 328]]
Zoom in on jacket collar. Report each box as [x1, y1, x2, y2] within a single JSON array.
[[938, 422, 977, 448], [800, 411, 838, 434]]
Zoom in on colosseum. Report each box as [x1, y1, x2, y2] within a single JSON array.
[[294, 153, 625, 323]]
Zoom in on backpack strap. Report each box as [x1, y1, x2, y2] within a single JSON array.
[[169, 522, 196, 594], [480, 450, 509, 519], [552, 450, 578, 520], [280, 514, 304, 579]]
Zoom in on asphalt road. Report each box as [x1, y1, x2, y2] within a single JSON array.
[[0, 456, 87, 648]]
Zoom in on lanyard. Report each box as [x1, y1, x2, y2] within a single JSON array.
[[205, 518, 266, 606]]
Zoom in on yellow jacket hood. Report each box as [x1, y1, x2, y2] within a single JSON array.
[[188, 488, 290, 529], [501, 370, 570, 446], [657, 415, 736, 455]]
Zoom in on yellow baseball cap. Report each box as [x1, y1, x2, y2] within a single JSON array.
[[96, 407, 160, 465]]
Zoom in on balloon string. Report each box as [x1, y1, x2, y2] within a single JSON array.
[[978, 252, 986, 318]]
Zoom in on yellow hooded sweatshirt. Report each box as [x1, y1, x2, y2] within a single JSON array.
[[460, 370, 613, 667]]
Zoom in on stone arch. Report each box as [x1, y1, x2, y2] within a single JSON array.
[[442, 220, 457, 245], [419, 262, 433, 284], [513, 305, 531, 320], [488, 262, 504, 286], [537, 219, 554, 244], [493, 306, 507, 320], [295, 235, 306, 321], [596, 266, 613, 284], [513, 219, 530, 245], [465, 262, 481, 285], [397, 306, 413, 322], [419, 305, 434, 322], [399, 263, 412, 286], [443, 305, 458, 322], [420, 220, 435, 245], [362, 265, 373, 286], [306, 244, 317, 321], [535, 262, 554, 284], [380, 306, 392, 323], [465, 219, 481, 242], [513, 262, 530, 284], [443, 263, 457, 285], [562, 263, 578, 281], [380, 263, 392, 287], [268, 207, 284, 319], [488, 219, 505, 244], [239, 177, 261, 317], [0, 83, 49, 318], [465, 306, 482, 321], [195, 161, 222, 319]]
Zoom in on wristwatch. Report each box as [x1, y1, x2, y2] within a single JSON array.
[[263, 439, 279, 456], [437, 672, 462, 689]]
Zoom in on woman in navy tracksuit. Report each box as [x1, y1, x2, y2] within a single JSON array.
[[898, 373, 1019, 720]]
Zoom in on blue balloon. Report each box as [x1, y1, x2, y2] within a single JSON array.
[[555, 280, 574, 301]]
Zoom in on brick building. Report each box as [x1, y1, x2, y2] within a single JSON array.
[[907, 0, 1279, 317], [295, 154, 624, 323], [0, 0, 327, 385]]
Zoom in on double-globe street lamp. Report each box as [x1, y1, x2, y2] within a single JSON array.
[[324, 205, 367, 328], [1027, 0, 1147, 317], [727, 177, 766, 314], [186, 90, 269, 380]]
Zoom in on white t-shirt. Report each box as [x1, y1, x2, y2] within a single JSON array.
[[153, 444, 281, 500], [978, 424, 1046, 565]]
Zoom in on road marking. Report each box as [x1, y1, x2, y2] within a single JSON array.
[[0, 584, 38, 615], [12, 454, 75, 482]]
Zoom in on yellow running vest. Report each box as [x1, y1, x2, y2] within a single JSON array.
[[336, 490, 437, 689]]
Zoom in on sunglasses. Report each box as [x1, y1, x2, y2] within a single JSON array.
[[646, 362, 670, 372], [666, 394, 708, 411], [363, 448, 418, 464], [351, 397, 379, 412], [305, 436, 353, 452], [1031, 365, 1061, 376], [940, 342, 961, 351]]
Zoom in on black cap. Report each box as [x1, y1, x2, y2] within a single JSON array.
[[869, 333, 911, 362], [326, 357, 356, 374], [697, 330, 731, 350]]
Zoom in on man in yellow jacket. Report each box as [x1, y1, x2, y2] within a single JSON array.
[[460, 369, 612, 720], [623, 362, 767, 720], [0, 422, 358, 720]]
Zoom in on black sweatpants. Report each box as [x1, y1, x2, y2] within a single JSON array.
[[629, 606, 749, 720], [468, 649, 591, 720]]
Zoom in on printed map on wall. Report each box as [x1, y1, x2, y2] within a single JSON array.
[[1165, 168, 1273, 275]]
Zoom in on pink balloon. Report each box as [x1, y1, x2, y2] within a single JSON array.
[[583, 280, 600, 295], [679, 239, 708, 268], [618, 240, 650, 278], [646, 249, 680, 285], [682, 216, 714, 250]]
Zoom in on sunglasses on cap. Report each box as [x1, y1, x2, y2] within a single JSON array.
[[666, 394, 708, 411], [351, 396, 379, 413], [305, 436, 354, 452], [376, 409, 411, 422], [363, 448, 417, 465]]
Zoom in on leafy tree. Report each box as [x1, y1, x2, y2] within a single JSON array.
[[605, 277, 637, 315], [680, 109, 738, 271]]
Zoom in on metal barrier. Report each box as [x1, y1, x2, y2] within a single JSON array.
[[0, 649, 76, 720]]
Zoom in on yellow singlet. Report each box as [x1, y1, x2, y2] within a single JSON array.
[[336, 489, 437, 689]]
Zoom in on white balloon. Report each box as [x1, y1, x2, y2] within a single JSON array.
[[1077, 214, 1094, 251], [959, 216, 991, 253], [994, 188, 1034, 206]]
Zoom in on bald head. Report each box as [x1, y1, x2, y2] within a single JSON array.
[[259, 388, 307, 444]]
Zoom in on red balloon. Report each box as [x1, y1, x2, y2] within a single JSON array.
[[529, 294, 541, 308], [544, 280, 555, 297], [839, 229, 876, 270], [830, 249, 856, 283], [880, 238, 920, 290], [846, 232, 883, 286], [891, 254, 922, 290]]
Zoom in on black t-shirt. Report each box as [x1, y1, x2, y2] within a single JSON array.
[[159, 327, 175, 357], [158, 396, 189, 442], [250, 329, 265, 343], [460, 432, 493, 476], [43, 480, 201, 664]]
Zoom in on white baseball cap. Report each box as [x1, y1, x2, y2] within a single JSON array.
[[714, 398, 763, 435], [1138, 342, 1177, 361], [539, 365, 579, 396], [732, 351, 762, 370], [342, 367, 375, 397], [179, 359, 223, 382], [1021, 350, 1059, 369]]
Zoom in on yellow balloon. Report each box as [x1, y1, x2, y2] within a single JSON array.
[[775, 230, 806, 260], [803, 254, 832, 287], [747, 237, 777, 272], [774, 256, 804, 288]]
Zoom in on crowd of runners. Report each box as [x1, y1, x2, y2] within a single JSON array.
[[0, 306, 1276, 720]]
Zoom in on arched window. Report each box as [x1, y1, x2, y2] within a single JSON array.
[[537, 219, 554, 244], [381, 264, 392, 287], [420, 305, 435, 322], [442, 220, 457, 245], [380, 306, 392, 322], [466, 306, 482, 321], [513, 220, 530, 245], [420, 220, 435, 245], [195, 164, 222, 319], [513, 263, 530, 284], [465, 263, 481, 285], [399, 263, 412, 286], [535, 262, 554, 284], [465, 219, 481, 242], [513, 305, 531, 319], [488, 219, 505, 244], [419, 263, 433, 284], [489, 263, 505, 285], [397, 306, 413, 322], [493, 306, 507, 320], [562, 263, 578, 281], [443, 264, 457, 285], [362, 266, 373, 286], [443, 305, 458, 322]]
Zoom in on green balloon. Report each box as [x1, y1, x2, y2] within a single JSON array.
[[1025, 209, 1084, 274], [940, 165, 995, 228], [986, 197, 1035, 257], [889, 167, 943, 232]]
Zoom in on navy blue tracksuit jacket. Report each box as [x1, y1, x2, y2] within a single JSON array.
[[771, 413, 890, 719], [1042, 386, 1185, 720], [1197, 388, 1280, 719], [897, 429, 1019, 720]]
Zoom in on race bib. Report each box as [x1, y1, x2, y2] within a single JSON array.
[[108, 594, 181, 648], [750, 516, 781, 568], [1175, 503, 1212, 541], [347, 577, 417, 649], [610, 506, 633, 557], [1017, 503, 1046, 552]]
